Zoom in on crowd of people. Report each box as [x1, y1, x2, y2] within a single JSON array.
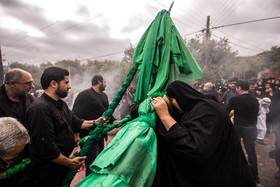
[[0, 67, 280, 186], [192, 76, 280, 182]]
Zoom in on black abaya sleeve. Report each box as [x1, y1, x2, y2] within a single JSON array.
[[159, 102, 226, 161]]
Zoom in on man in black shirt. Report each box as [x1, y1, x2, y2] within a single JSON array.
[[0, 68, 35, 186], [26, 67, 104, 187], [72, 74, 117, 176], [0, 68, 35, 127], [223, 77, 238, 106], [226, 80, 260, 183]]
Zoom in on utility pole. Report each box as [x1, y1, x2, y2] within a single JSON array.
[[0, 45, 4, 85], [206, 16, 211, 40]]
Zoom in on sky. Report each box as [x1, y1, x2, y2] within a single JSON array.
[[0, 0, 279, 65]]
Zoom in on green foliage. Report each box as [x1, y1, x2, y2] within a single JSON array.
[[122, 44, 135, 63], [9, 62, 43, 89], [186, 35, 280, 81], [186, 35, 237, 82], [234, 46, 280, 79]]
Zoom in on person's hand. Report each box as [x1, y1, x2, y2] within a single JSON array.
[[0, 171, 7, 180], [95, 117, 109, 127], [67, 156, 86, 172], [152, 97, 169, 117], [72, 146, 81, 155], [229, 110, 234, 117], [74, 132, 80, 147]]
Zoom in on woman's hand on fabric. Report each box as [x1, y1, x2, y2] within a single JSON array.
[[152, 97, 177, 132], [152, 97, 169, 117]]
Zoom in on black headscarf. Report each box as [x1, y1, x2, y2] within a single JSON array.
[[166, 81, 210, 112]]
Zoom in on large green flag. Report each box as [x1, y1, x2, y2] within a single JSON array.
[[75, 9, 203, 187], [133, 9, 203, 103], [76, 98, 157, 187]]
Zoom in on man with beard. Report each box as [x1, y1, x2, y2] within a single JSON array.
[[223, 77, 238, 107], [151, 81, 255, 187], [0, 68, 35, 186], [25, 67, 105, 187], [72, 74, 117, 176]]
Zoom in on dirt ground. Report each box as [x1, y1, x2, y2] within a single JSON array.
[[71, 132, 280, 187], [254, 133, 280, 187]]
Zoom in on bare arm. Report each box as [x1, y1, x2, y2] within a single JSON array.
[[80, 117, 107, 129], [50, 153, 86, 172]]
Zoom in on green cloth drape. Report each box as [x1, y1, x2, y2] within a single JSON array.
[[76, 98, 157, 187], [74, 9, 204, 187], [133, 9, 203, 103]]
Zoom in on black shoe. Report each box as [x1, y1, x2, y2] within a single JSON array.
[[275, 171, 280, 179], [256, 139, 267, 145]]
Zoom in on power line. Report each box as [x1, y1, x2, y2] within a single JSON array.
[[172, 13, 203, 31], [4, 15, 101, 57], [77, 27, 205, 62], [211, 0, 225, 17], [75, 13, 280, 62], [214, 30, 265, 51], [152, 0, 201, 29], [182, 29, 204, 37], [5, 5, 91, 47], [214, 0, 245, 26], [212, 0, 234, 24], [212, 16, 280, 29], [212, 33, 263, 52], [212, 0, 241, 26], [78, 51, 125, 61], [174, 1, 208, 26], [146, 1, 204, 37]]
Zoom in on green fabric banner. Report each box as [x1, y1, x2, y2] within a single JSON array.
[[133, 9, 203, 103], [76, 98, 157, 187], [74, 9, 203, 187]]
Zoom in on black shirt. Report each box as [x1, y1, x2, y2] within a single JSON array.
[[26, 93, 84, 164], [72, 88, 115, 138], [226, 94, 259, 126], [1, 85, 26, 125]]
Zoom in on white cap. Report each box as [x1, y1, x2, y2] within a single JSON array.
[[261, 97, 271, 106]]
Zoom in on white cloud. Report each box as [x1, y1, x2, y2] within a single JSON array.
[[0, 0, 279, 64]]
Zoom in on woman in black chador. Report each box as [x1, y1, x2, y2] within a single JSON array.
[[151, 81, 256, 187]]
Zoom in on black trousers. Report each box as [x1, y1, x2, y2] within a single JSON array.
[[274, 125, 280, 170], [234, 125, 258, 178], [26, 162, 70, 187]]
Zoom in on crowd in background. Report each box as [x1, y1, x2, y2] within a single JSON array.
[[192, 76, 280, 181], [193, 77, 280, 106], [2, 67, 280, 186]]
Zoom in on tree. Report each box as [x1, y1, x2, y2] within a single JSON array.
[[122, 44, 135, 63], [186, 35, 237, 82], [9, 62, 42, 90]]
